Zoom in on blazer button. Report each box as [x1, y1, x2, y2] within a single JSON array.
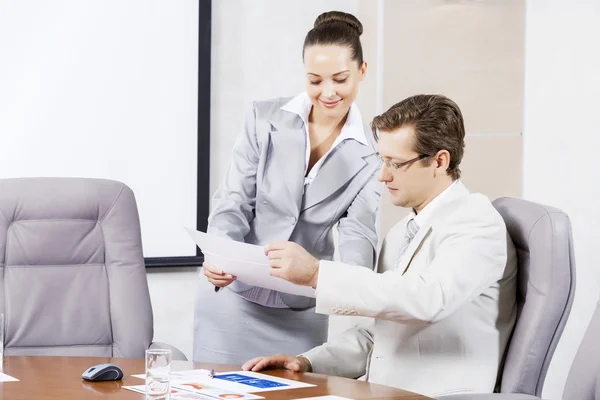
[[289, 216, 297, 224]]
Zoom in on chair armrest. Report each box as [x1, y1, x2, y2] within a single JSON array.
[[149, 342, 188, 361]]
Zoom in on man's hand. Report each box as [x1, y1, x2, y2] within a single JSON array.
[[242, 354, 312, 373], [264, 241, 319, 287], [202, 263, 236, 287]]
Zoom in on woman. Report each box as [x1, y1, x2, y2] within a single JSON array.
[[194, 11, 381, 364]]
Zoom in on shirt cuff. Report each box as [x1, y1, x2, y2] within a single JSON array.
[[296, 353, 314, 372]]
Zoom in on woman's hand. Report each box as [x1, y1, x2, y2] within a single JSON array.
[[203, 263, 236, 287]]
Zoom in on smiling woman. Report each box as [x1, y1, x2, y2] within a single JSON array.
[[193, 10, 382, 365]]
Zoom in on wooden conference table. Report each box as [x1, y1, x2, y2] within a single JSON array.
[[0, 356, 433, 399]]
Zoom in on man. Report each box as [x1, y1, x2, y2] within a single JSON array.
[[242, 94, 518, 398]]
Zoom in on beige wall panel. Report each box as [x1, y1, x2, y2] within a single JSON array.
[[382, 0, 525, 133], [354, 1, 380, 123], [461, 134, 522, 200]]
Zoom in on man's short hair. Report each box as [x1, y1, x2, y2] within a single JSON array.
[[371, 94, 466, 180]]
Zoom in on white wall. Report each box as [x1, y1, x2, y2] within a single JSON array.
[[147, 268, 199, 359], [523, 1, 600, 398]]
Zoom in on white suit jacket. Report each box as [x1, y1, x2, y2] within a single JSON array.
[[303, 181, 518, 398]]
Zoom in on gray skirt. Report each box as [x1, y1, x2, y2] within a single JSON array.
[[193, 278, 329, 365]]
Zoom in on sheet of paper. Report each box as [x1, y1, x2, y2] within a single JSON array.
[[131, 369, 214, 381], [124, 383, 262, 400], [123, 385, 184, 395], [172, 382, 264, 400], [123, 385, 215, 399], [133, 370, 315, 394], [0, 372, 19, 382], [131, 370, 265, 399], [291, 397, 354, 400], [185, 228, 315, 298], [170, 392, 216, 400], [207, 371, 315, 393]]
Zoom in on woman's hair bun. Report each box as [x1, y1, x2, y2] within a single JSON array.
[[314, 11, 363, 37]]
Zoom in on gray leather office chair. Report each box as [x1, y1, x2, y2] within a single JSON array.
[[561, 300, 600, 400], [438, 198, 576, 399], [0, 178, 186, 360], [441, 300, 600, 400]]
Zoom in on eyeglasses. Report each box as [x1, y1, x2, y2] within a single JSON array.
[[376, 153, 433, 170]]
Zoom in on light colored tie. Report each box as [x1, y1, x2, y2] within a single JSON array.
[[396, 218, 419, 266]]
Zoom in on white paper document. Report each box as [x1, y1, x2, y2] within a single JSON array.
[[123, 385, 238, 400], [0, 372, 19, 382], [185, 228, 315, 297], [204, 371, 315, 393], [292, 397, 354, 400], [132, 370, 315, 394]]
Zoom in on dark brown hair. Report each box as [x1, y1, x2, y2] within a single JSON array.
[[303, 11, 364, 65], [371, 94, 466, 180]]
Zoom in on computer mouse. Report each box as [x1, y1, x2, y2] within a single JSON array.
[[82, 363, 124, 382]]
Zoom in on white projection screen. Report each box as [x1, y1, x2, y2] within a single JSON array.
[[0, 0, 211, 267]]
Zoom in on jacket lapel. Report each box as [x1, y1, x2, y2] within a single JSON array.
[[396, 222, 432, 274], [267, 113, 305, 215], [301, 140, 374, 211], [395, 181, 470, 274]]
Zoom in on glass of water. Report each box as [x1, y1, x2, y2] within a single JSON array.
[[145, 349, 172, 399]]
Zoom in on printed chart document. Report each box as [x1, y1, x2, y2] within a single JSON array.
[[128, 369, 264, 400], [122, 386, 205, 399], [207, 371, 315, 393], [172, 382, 263, 399], [292, 397, 354, 400], [185, 228, 315, 297], [132, 370, 315, 394]]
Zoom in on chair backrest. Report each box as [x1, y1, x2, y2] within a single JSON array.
[[0, 178, 153, 357], [492, 197, 576, 396], [562, 300, 600, 400]]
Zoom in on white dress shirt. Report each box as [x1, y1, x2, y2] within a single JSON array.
[[281, 92, 368, 188], [410, 180, 459, 229]]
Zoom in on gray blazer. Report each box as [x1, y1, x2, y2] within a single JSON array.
[[208, 97, 382, 308]]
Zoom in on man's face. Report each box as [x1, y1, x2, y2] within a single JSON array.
[[377, 125, 436, 209]]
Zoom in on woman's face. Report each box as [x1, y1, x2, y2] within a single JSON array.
[[304, 45, 367, 120]]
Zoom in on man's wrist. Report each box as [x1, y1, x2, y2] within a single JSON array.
[[298, 356, 313, 372]]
